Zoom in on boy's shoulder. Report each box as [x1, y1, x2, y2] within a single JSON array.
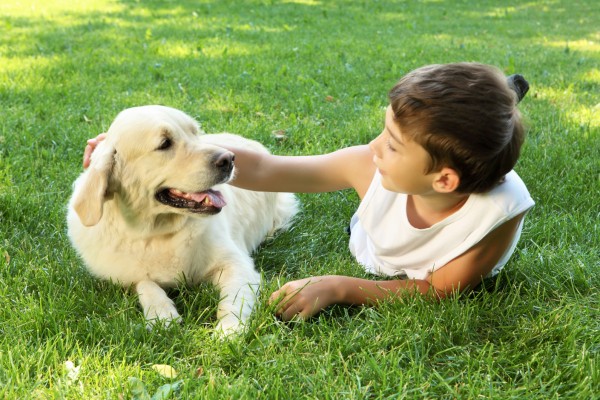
[[476, 170, 534, 216], [491, 170, 530, 197]]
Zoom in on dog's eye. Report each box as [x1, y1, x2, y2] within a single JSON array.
[[157, 137, 173, 151]]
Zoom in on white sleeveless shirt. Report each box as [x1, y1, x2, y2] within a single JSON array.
[[349, 170, 534, 280]]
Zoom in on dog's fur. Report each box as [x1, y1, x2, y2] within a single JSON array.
[[67, 105, 297, 335]]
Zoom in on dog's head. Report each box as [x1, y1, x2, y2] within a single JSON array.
[[72, 105, 235, 227]]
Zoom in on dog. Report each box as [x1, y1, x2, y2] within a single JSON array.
[[67, 105, 298, 335]]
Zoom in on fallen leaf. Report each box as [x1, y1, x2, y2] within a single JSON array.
[[151, 364, 178, 379], [64, 360, 81, 383], [271, 129, 286, 139]]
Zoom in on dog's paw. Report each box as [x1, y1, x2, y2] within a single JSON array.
[[144, 302, 181, 330], [215, 316, 244, 338]]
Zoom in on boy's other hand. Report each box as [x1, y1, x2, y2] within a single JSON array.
[[83, 133, 106, 169], [269, 276, 342, 321]]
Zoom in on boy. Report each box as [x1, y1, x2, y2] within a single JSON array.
[[84, 63, 534, 321]]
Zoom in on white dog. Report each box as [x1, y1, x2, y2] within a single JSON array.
[[67, 105, 297, 335]]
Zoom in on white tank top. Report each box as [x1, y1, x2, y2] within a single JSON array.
[[349, 170, 534, 280]]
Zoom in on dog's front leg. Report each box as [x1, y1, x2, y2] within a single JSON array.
[[135, 280, 181, 328], [209, 258, 260, 336]]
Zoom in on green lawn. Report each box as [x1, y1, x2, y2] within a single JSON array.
[[0, 0, 598, 398]]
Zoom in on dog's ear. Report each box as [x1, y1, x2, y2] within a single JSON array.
[[72, 142, 116, 226]]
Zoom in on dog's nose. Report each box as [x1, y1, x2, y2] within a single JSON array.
[[214, 152, 234, 173]]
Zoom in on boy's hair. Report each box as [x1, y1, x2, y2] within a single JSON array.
[[388, 62, 525, 193]]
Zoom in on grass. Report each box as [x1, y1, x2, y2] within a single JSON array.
[[0, 0, 598, 398]]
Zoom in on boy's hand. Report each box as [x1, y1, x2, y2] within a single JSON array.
[[83, 133, 107, 169], [269, 276, 342, 321]]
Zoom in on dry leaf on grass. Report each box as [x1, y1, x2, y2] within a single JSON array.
[[151, 364, 178, 379]]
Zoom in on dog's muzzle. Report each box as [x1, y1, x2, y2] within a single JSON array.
[[155, 151, 235, 214]]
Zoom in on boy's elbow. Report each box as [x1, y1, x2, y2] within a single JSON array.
[[409, 279, 448, 299], [425, 279, 472, 300]]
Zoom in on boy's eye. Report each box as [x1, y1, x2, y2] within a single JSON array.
[[157, 137, 173, 151], [386, 139, 396, 152]]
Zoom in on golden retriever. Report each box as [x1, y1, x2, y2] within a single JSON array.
[[67, 105, 298, 335]]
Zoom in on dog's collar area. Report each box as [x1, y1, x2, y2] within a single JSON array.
[[155, 188, 226, 214]]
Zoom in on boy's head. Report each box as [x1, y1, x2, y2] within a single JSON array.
[[388, 62, 526, 193]]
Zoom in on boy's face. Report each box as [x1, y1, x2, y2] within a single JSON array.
[[369, 106, 435, 194]]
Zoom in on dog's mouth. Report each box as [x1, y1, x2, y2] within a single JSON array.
[[155, 188, 226, 214]]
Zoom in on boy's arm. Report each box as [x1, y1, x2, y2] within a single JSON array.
[[225, 144, 376, 196], [349, 212, 525, 299], [271, 213, 526, 320], [423, 212, 526, 296]]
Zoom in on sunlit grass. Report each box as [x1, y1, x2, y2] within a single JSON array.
[[0, 0, 117, 14], [547, 39, 600, 53], [534, 84, 599, 128]]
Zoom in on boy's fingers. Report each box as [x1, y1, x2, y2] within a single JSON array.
[[273, 294, 294, 313], [83, 144, 93, 168], [268, 288, 285, 305], [281, 302, 305, 321], [269, 280, 297, 304], [82, 133, 107, 169]]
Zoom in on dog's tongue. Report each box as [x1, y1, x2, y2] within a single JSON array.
[[192, 189, 226, 208], [170, 188, 226, 208]]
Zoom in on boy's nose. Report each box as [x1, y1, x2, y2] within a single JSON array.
[[369, 133, 384, 158]]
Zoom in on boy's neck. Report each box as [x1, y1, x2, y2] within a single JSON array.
[[407, 193, 470, 229]]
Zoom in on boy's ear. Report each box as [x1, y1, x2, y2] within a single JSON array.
[[432, 167, 460, 193]]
